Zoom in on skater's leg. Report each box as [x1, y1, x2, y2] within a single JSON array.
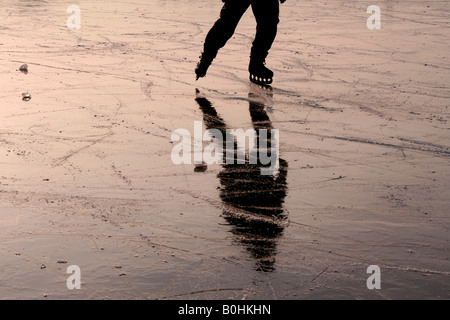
[[250, 0, 280, 62], [196, 0, 251, 79], [204, 0, 251, 54], [248, 0, 279, 84]]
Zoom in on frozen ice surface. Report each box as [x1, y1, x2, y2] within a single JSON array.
[[0, 0, 449, 299]]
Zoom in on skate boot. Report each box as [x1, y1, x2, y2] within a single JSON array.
[[249, 60, 274, 85], [195, 51, 216, 80]]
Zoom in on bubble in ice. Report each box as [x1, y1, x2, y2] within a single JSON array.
[[22, 92, 31, 101], [19, 64, 28, 74]]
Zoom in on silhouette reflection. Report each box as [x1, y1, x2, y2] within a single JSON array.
[[195, 87, 288, 272]]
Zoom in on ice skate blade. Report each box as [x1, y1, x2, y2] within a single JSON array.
[[249, 74, 273, 88]]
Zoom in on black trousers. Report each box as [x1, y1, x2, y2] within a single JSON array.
[[203, 0, 280, 62]]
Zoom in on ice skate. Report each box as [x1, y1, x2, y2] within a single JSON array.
[[249, 60, 274, 85], [195, 51, 215, 80]]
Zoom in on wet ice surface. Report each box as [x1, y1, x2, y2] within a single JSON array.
[[0, 0, 449, 299]]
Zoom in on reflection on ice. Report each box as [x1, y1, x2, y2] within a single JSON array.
[[195, 87, 288, 272]]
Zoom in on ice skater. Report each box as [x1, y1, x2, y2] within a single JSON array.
[[195, 0, 286, 85]]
